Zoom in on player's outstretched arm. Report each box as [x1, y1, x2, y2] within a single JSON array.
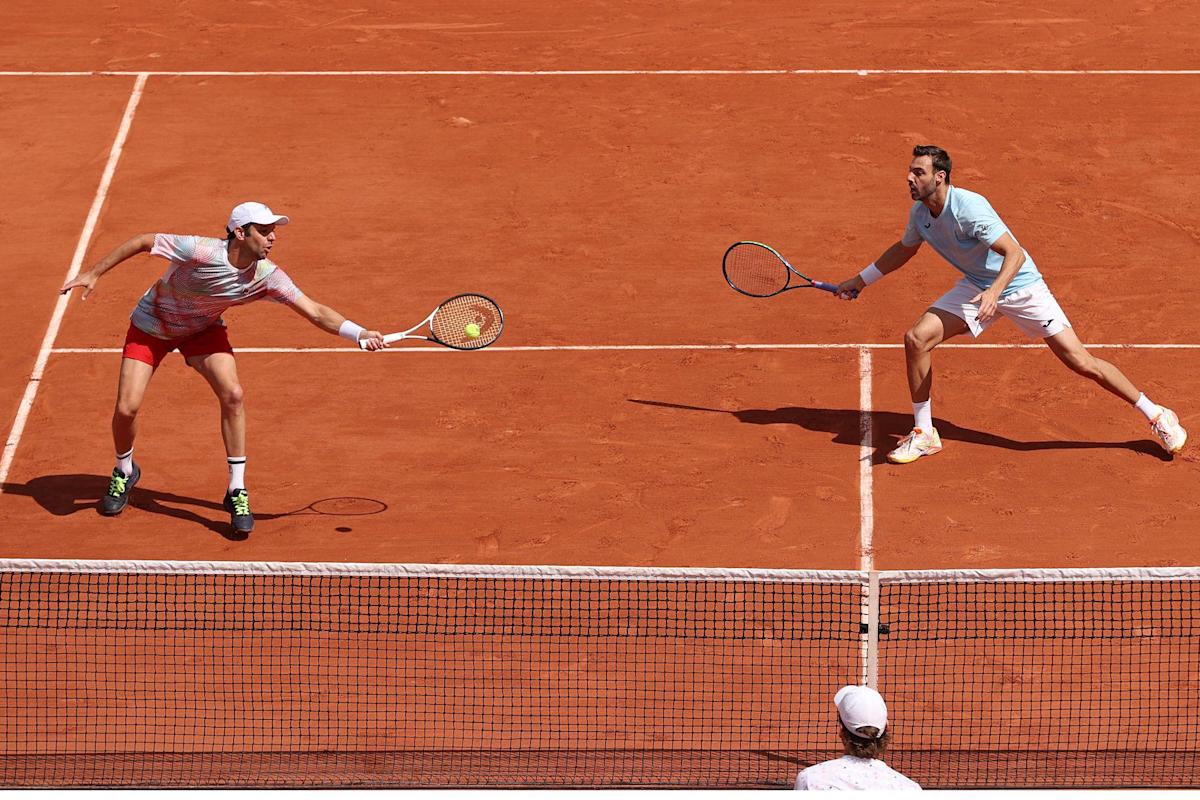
[[835, 239, 921, 300], [286, 294, 387, 350], [59, 233, 156, 300]]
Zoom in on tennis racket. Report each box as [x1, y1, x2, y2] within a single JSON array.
[[722, 241, 854, 298], [363, 293, 504, 350]]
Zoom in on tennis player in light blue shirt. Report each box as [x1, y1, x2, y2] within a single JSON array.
[[900, 184, 1043, 298], [835, 145, 1186, 464]]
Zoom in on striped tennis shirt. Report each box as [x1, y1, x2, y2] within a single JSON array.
[[130, 234, 302, 339]]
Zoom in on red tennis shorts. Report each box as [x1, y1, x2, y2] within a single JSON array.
[[121, 323, 234, 368]]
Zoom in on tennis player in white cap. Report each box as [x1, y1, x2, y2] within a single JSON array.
[[794, 685, 921, 790], [61, 202, 386, 536]]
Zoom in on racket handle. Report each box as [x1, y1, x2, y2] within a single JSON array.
[[813, 280, 859, 299], [358, 332, 406, 350]]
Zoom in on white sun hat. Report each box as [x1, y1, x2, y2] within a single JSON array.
[[834, 685, 888, 738], [227, 201, 290, 232]]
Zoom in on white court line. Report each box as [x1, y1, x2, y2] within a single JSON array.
[[2, 69, 1200, 77], [47, 342, 1200, 354], [858, 348, 874, 574], [0, 73, 149, 490], [858, 348, 875, 687]]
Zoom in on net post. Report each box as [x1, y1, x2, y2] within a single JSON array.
[[864, 570, 880, 689]]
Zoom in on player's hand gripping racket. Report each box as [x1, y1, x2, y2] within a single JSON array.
[[364, 293, 504, 350], [722, 241, 854, 298]]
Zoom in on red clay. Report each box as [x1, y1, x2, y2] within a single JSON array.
[[0, 78, 138, 438], [2, 30, 1198, 572], [2, 10, 1200, 792], [3, 1, 1200, 72]]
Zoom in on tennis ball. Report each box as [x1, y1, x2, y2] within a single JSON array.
[[464, 323, 482, 339]]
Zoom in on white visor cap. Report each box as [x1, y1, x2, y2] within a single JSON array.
[[227, 201, 290, 233], [834, 685, 888, 738]]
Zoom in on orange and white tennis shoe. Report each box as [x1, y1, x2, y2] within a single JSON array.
[[887, 427, 943, 464], [1150, 407, 1187, 455]]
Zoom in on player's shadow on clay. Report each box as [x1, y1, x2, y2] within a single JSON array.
[[627, 400, 1170, 464], [2, 475, 388, 542], [1, 474, 240, 539]]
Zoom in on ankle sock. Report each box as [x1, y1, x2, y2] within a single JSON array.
[[228, 457, 246, 492], [913, 400, 933, 432], [1134, 393, 1162, 422], [116, 449, 134, 478]]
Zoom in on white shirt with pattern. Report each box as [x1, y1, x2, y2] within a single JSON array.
[[795, 755, 921, 791], [130, 234, 302, 339]]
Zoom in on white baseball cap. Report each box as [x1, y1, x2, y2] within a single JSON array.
[[227, 201, 290, 233], [834, 685, 888, 738]]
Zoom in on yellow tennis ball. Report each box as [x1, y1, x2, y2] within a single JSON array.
[[464, 323, 481, 339]]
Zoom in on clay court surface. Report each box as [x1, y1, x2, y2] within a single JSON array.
[[2, 3, 1200, 573]]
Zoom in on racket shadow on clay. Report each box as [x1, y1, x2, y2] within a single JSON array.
[[628, 401, 1169, 463], [256, 497, 388, 520]]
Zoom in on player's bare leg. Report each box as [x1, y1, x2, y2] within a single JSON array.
[[112, 357, 155, 457], [188, 351, 254, 533], [102, 357, 154, 515], [904, 309, 969, 403], [890, 309, 970, 464], [188, 352, 245, 458], [1044, 328, 1138, 401], [1045, 328, 1186, 454]]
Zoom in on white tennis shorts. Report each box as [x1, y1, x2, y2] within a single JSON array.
[[931, 278, 1071, 339]]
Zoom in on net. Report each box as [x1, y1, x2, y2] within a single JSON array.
[[879, 568, 1200, 788], [0, 560, 864, 788], [1, 561, 1197, 788]]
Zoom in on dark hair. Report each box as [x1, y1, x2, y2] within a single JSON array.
[[912, 144, 951, 183], [226, 223, 252, 242], [840, 722, 890, 760]]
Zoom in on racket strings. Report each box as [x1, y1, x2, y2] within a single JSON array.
[[723, 243, 790, 297], [430, 294, 504, 349]]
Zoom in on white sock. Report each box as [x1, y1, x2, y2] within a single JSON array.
[[227, 457, 246, 492], [1134, 393, 1162, 421], [913, 399, 933, 432], [116, 448, 134, 478]]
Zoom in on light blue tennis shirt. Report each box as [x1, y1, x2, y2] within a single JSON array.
[[901, 185, 1042, 296]]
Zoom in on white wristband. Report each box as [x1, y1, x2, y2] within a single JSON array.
[[858, 263, 884, 286], [338, 320, 365, 342]]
